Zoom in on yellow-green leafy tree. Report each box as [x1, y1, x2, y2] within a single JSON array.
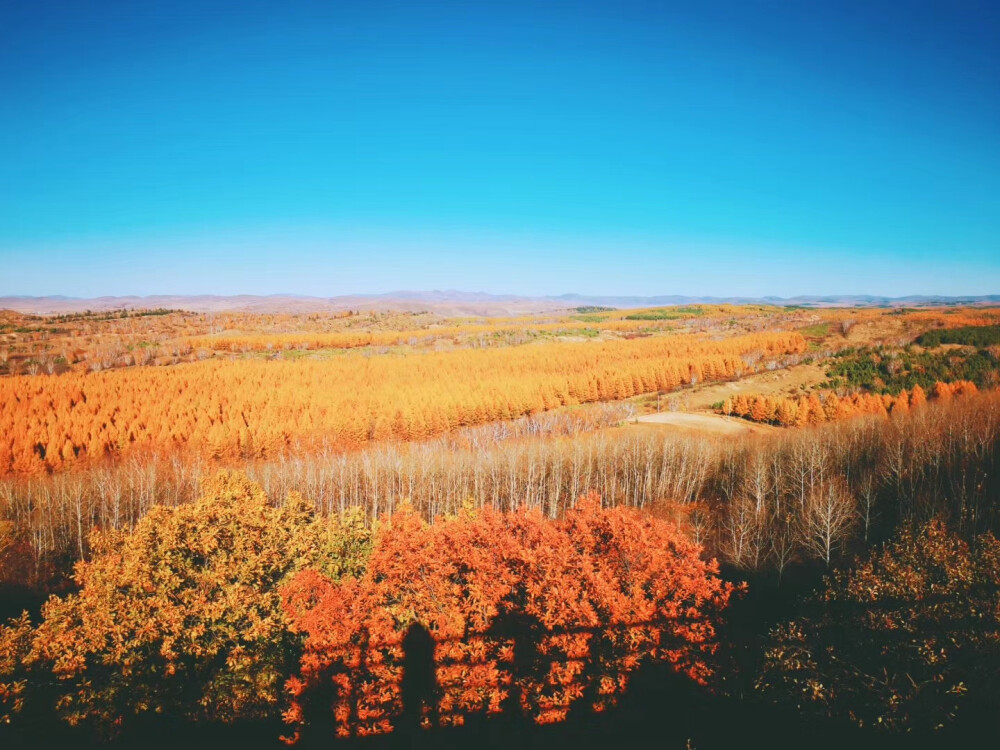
[[0, 471, 372, 736]]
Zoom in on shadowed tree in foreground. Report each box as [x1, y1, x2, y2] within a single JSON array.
[[281, 496, 736, 742]]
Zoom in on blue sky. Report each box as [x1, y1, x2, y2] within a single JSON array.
[[1, 0, 998, 297]]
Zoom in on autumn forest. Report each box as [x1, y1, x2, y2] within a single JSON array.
[[0, 302, 998, 749]]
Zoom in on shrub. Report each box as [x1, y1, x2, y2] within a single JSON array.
[[756, 521, 1000, 731]]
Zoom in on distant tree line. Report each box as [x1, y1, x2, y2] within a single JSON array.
[[823, 345, 999, 394], [916, 324, 1000, 348]]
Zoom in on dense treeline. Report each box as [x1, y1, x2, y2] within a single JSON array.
[[917, 324, 1000, 348], [0, 303, 774, 378], [2, 473, 997, 743], [823, 344, 1000, 394], [723, 380, 979, 426], [0, 305, 998, 387], [0, 331, 805, 474], [0, 477, 732, 742], [183, 316, 692, 353], [3, 389, 998, 587], [5, 304, 996, 384]]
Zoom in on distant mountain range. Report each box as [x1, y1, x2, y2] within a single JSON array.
[[2, 292, 999, 316]]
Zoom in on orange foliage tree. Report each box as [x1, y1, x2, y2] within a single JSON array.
[[725, 380, 980, 427], [280, 496, 736, 742], [0, 472, 372, 735]]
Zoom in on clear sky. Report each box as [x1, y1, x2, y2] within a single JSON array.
[[2, 0, 998, 298]]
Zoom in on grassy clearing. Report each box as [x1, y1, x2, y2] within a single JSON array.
[[624, 306, 704, 321], [797, 323, 831, 339]]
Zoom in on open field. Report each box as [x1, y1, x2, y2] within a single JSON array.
[[634, 410, 775, 435]]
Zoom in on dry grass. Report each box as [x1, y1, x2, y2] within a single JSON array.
[[633, 363, 828, 414], [632, 411, 774, 436]]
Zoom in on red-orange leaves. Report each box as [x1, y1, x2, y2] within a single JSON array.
[[281, 496, 734, 741]]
